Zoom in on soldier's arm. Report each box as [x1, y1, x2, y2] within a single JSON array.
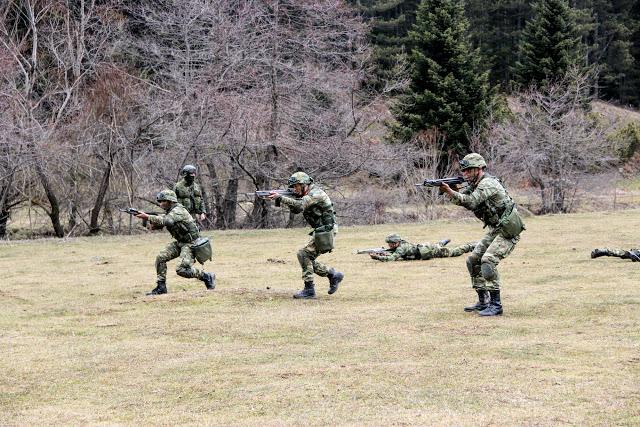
[[279, 192, 317, 212], [371, 251, 402, 262], [450, 180, 498, 209]]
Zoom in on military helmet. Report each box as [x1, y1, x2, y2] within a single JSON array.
[[385, 233, 402, 244], [459, 153, 487, 170], [287, 171, 313, 187], [156, 189, 178, 203], [181, 164, 197, 175]]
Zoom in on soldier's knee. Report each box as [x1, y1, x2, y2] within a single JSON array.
[[466, 255, 480, 275], [481, 261, 497, 281], [297, 248, 314, 263]]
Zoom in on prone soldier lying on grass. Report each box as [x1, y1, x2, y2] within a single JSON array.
[[591, 247, 640, 262], [367, 234, 476, 262]]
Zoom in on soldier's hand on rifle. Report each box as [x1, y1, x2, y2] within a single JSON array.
[[438, 183, 455, 196], [267, 191, 281, 200], [135, 211, 150, 220]]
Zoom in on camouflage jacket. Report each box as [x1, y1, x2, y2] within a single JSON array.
[[174, 178, 206, 215], [450, 174, 517, 228], [279, 184, 336, 231], [372, 241, 442, 261], [148, 204, 200, 244]]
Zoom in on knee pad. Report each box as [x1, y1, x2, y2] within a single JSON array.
[[481, 261, 497, 281], [466, 256, 480, 275]]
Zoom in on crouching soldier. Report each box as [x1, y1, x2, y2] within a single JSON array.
[[136, 189, 215, 295], [267, 172, 344, 299], [591, 247, 640, 262], [370, 234, 476, 261]]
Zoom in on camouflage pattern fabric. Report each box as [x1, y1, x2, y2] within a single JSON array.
[[155, 240, 205, 282], [372, 241, 475, 261], [280, 184, 337, 282], [148, 204, 199, 244], [174, 178, 206, 216], [147, 204, 205, 282], [595, 248, 640, 261], [467, 228, 519, 291], [451, 175, 523, 235], [449, 175, 522, 291]]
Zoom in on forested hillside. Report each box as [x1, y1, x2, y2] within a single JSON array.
[[1, 0, 638, 238]]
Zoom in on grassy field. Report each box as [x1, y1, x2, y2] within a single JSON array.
[[1, 210, 639, 426]]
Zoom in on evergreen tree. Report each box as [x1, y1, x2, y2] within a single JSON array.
[[513, 0, 584, 88], [391, 0, 492, 156], [349, 0, 420, 92]]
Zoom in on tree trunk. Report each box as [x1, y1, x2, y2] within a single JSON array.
[[221, 162, 240, 229], [34, 160, 64, 238], [89, 155, 113, 234]]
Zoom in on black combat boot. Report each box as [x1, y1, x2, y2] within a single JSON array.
[[146, 280, 167, 295], [293, 281, 316, 299], [439, 238, 451, 247], [591, 249, 607, 258], [201, 272, 216, 290], [327, 269, 344, 295], [464, 290, 489, 312], [622, 251, 640, 262], [478, 290, 503, 316]]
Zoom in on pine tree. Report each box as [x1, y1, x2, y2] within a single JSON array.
[[349, 0, 421, 92], [391, 0, 492, 156], [513, 0, 583, 88]]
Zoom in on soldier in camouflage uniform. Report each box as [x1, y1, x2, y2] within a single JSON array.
[[267, 172, 344, 299], [174, 165, 207, 221], [370, 234, 476, 262], [591, 247, 640, 262], [135, 189, 215, 295], [439, 153, 525, 316]]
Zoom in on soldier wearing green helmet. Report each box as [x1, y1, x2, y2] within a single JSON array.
[[267, 171, 344, 299], [135, 189, 215, 295], [174, 164, 207, 222], [439, 153, 525, 316], [369, 234, 476, 262]]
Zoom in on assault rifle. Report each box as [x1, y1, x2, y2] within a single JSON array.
[[255, 189, 295, 198], [353, 247, 390, 255], [119, 207, 161, 227], [255, 189, 296, 207], [415, 176, 466, 188]]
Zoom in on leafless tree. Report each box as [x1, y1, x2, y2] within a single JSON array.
[[479, 72, 618, 214]]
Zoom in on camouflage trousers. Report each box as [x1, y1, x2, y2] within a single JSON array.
[[438, 242, 476, 258], [156, 240, 204, 282], [596, 248, 640, 261], [297, 231, 337, 283], [467, 228, 520, 292], [418, 242, 476, 260]]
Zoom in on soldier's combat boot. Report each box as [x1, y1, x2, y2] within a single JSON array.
[[591, 249, 607, 258], [293, 281, 316, 299], [478, 290, 503, 316], [438, 238, 451, 247], [464, 290, 489, 312], [621, 250, 640, 262], [201, 272, 216, 290], [146, 280, 167, 295], [327, 268, 344, 295]]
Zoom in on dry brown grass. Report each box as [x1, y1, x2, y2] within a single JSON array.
[[1, 210, 639, 426]]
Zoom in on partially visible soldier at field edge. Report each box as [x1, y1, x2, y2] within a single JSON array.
[[136, 189, 215, 295], [591, 247, 640, 262], [268, 172, 344, 299], [370, 234, 476, 262], [174, 164, 206, 221], [438, 153, 525, 317]]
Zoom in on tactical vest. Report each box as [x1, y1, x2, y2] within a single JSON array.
[[470, 175, 515, 227], [174, 180, 202, 214], [303, 194, 336, 231], [165, 206, 200, 243]]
